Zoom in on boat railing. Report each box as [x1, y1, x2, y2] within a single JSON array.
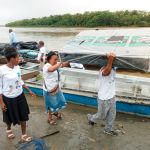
[[24, 67, 150, 101]]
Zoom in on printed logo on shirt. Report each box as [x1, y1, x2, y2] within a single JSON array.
[[17, 72, 21, 78], [15, 80, 21, 89], [8, 85, 13, 94]]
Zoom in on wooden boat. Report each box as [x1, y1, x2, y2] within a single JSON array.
[[23, 66, 150, 118]]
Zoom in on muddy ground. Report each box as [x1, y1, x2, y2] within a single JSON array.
[[0, 95, 150, 150]]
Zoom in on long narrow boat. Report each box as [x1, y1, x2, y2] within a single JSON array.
[[22, 64, 150, 118]]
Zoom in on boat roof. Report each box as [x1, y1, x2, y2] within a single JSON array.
[[61, 28, 150, 57]]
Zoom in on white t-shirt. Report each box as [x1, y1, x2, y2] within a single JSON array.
[[98, 69, 116, 100], [43, 63, 59, 91], [37, 47, 46, 61], [0, 65, 24, 98]]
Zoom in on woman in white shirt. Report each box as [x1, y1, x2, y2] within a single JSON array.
[[43, 51, 69, 125], [0, 47, 35, 142]]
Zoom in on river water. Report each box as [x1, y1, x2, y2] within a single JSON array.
[[0, 27, 89, 50]]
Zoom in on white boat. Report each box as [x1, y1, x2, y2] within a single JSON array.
[[23, 64, 150, 118]]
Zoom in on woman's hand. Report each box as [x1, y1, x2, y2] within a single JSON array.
[[62, 61, 70, 67], [0, 102, 7, 112]]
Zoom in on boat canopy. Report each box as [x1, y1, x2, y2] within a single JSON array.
[[60, 28, 150, 72]]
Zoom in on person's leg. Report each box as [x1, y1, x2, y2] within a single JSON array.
[[2, 100, 15, 138], [105, 98, 116, 132], [39, 61, 44, 71], [20, 121, 26, 135], [48, 109, 52, 121], [48, 109, 57, 125], [104, 98, 118, 136], [43, 90, 57, 125], [20, 121, 33, 142], [6, 123, 15, 139], [51, 91, 67, 119], [6, 123, 11, 130], [53, 111, 62, 119], [88, 99, 108, 123]]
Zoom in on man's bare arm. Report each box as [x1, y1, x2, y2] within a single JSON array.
[[101, 53, 116, 76]]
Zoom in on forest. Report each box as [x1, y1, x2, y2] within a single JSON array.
[[6, 10, 150, 27]]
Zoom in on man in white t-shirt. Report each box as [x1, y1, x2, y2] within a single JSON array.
[[87, 52, 118, 136], [9, 29, 18, 48], [37, 41, 47, 71]]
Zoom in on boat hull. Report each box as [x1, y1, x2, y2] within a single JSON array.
[[25, 86, 150, 118]]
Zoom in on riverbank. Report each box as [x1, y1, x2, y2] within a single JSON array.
[[6, 11, 150, 28], [0, 94, 150, 150], [4, 25, 150, 29]]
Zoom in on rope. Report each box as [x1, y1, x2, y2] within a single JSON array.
[[58, 51, 149, 72], [66, 53, 101, 62], [88, 55, 102, 64], [58, 51, 148, 72], [116, 57, 147, 72]]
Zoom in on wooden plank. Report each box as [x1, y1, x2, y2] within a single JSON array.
[[22, 70, 39, 81]]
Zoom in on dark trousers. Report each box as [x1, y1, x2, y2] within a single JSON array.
[[11, 43, 18, 48]]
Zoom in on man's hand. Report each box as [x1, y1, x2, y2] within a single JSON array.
[[107, 52, 116, 62], [111, 52, 116, 59], [0, 102, 7, 112], [101, 52, 116, 76]]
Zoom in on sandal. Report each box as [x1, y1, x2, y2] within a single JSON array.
[[52, 113, 62, 119], [20, 134, 32, 143], [47, 119, 57, 125], [6, 130, 15, 139]]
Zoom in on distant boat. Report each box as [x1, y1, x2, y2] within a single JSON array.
[[0, 41, 39, 63]]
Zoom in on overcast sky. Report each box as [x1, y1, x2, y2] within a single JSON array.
[[0, 0, 150, 25]]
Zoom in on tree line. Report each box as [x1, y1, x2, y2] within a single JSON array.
[[6, 10, 150, 27]]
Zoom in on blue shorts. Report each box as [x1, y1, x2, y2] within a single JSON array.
[[43, 90, 67, 113]]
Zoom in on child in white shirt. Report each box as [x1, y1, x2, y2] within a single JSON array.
[[37, 41, 47, 71]]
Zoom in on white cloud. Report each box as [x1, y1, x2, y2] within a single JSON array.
[[0, 0, 150, 24]]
